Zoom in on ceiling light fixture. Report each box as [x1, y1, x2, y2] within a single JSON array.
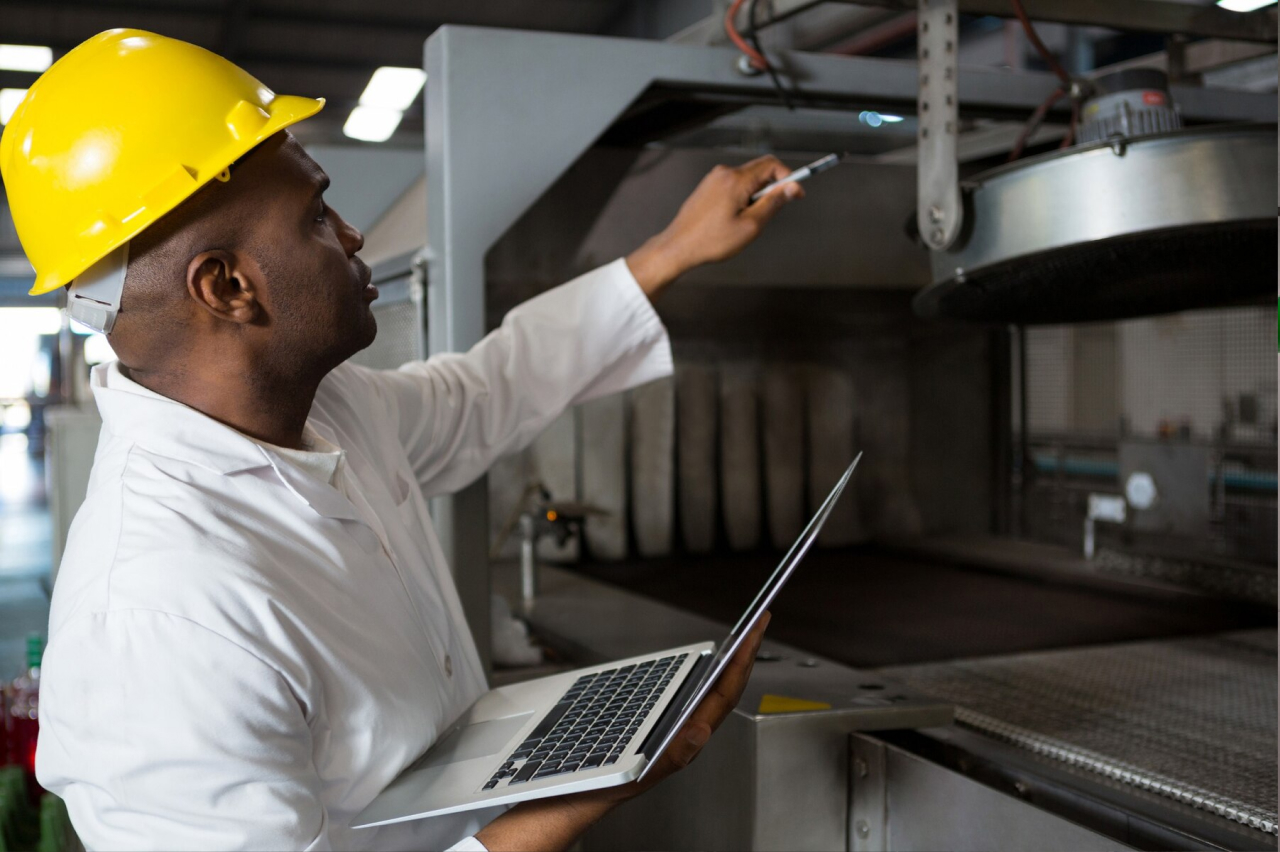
[[359, 66, 427, 111], [0, 44, 52, 73], [0, 88, 29, 124], [343, 105, 403, 142], [859, 110, 904, 127], [1216, 0, 1277, 11]]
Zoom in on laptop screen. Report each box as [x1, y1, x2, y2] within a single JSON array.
[[637, 453, 861, 778]]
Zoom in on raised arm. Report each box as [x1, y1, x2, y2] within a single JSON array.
[[350, 156, 802, 497]]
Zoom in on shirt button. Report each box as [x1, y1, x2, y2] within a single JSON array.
[[444, 654, 453, 677]]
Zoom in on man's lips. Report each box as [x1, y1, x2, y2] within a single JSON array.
[[358, 263, 378, 301]]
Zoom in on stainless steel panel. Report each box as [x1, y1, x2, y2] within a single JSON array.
[[850, 736, 888, 852], [849, 733, 1135, 851]]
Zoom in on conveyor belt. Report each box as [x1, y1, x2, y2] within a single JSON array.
[[572, 547, 1273, 667], [881, 630, 1277, 835]]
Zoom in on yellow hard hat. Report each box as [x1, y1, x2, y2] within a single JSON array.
[[0, 29, 324, 296]]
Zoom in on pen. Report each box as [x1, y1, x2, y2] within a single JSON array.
[[750, 153, 840, 202]]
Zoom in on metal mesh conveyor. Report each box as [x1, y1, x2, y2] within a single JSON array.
[[881, 630, 1277, 835]]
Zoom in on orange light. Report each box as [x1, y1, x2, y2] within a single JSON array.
[[546, 510, 558, 522]]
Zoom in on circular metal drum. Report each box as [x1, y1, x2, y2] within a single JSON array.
[[913, 125, 1277, 324]]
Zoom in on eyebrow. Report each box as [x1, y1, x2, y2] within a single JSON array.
[[310, 173, 331, 201], [305, 174, 331, 213]]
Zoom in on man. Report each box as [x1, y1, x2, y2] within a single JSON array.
[[2, 30, 802, 850]]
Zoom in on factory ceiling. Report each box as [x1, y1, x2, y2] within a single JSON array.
[[0, 0, 636, 145]]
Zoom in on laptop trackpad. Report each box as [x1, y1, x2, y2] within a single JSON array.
[[416, 714, 532, 769]]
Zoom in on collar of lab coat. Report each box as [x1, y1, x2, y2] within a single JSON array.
[[90, 361, 363, 522]]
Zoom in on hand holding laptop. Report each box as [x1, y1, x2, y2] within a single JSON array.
[[474, 613, 771, 851], [595, 611, 770, 796], [354, 456, 860, 845]]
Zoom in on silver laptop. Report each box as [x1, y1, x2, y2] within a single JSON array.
[[352, 454, 861, 829]]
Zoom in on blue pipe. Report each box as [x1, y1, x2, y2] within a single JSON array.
[[1030, 454, 1277, 492]]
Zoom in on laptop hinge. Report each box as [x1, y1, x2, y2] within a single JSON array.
[[638, 651, 715, 760]]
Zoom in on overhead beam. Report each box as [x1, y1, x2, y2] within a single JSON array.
[[676, 0, 1277, 45]]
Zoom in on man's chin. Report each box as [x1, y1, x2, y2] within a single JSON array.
[[353, 308, 378, 354], [328, 309, 379, 368]]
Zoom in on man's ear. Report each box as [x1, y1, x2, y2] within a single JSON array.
[[186, 250, 263, 325]]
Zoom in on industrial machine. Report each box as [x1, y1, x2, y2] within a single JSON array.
[[418, 5, 1275, 850]]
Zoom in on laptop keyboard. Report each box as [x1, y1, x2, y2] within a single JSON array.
[[483, 653, 689, 791]]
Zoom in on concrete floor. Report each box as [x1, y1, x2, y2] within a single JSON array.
[[0, 433, 52, 681]]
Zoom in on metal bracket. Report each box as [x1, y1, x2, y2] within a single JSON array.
[[916, 0, 963, 251], [850, 734, 888, 852]]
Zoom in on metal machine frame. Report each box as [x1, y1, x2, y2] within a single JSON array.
[[422, 24, 1276, 670]]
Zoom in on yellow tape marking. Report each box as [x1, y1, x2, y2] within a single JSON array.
[[757, 693, 833, 714]]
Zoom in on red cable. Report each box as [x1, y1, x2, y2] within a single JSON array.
[[1009, 0, 1079, 154], [725, 0, 768, 70], [1008, 86, 1066, 162], [1010, 0, 1070, 85]]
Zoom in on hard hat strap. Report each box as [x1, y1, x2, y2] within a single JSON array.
[[68, 243, 129, 335]]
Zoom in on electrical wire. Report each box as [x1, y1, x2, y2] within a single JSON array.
[[1010, 0, 1070, 85], [724, 0, 767, 70], [1008, 86, 1065, 162], [724, 0, 796, 110], [1008, 0, 1082, 159], [748, 0, 796, 111]]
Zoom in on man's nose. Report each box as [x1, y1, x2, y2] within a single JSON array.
[[332, 208, 364, 256]]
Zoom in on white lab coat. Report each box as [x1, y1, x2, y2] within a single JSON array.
[[37, 259, 673, 851]]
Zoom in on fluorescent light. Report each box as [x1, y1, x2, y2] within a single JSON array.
[[359, 66, 426, 111], [0, 307, 62, 335], [0, 88, 28, 124], [343, 105, 403, 142], [1217, 0, 1276, 11], [0, 44, 52, 73], [859, 110, 905, 127]]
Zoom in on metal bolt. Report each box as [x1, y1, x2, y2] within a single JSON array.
[[856, 820, 870, 839], [855, 757, 869, 778], [954, 267, 967, 284], [928, 205, 944, 223], [930, 227, 944, 245], [1014, 781, 1030, 797], [735, 54, 762, 77]]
